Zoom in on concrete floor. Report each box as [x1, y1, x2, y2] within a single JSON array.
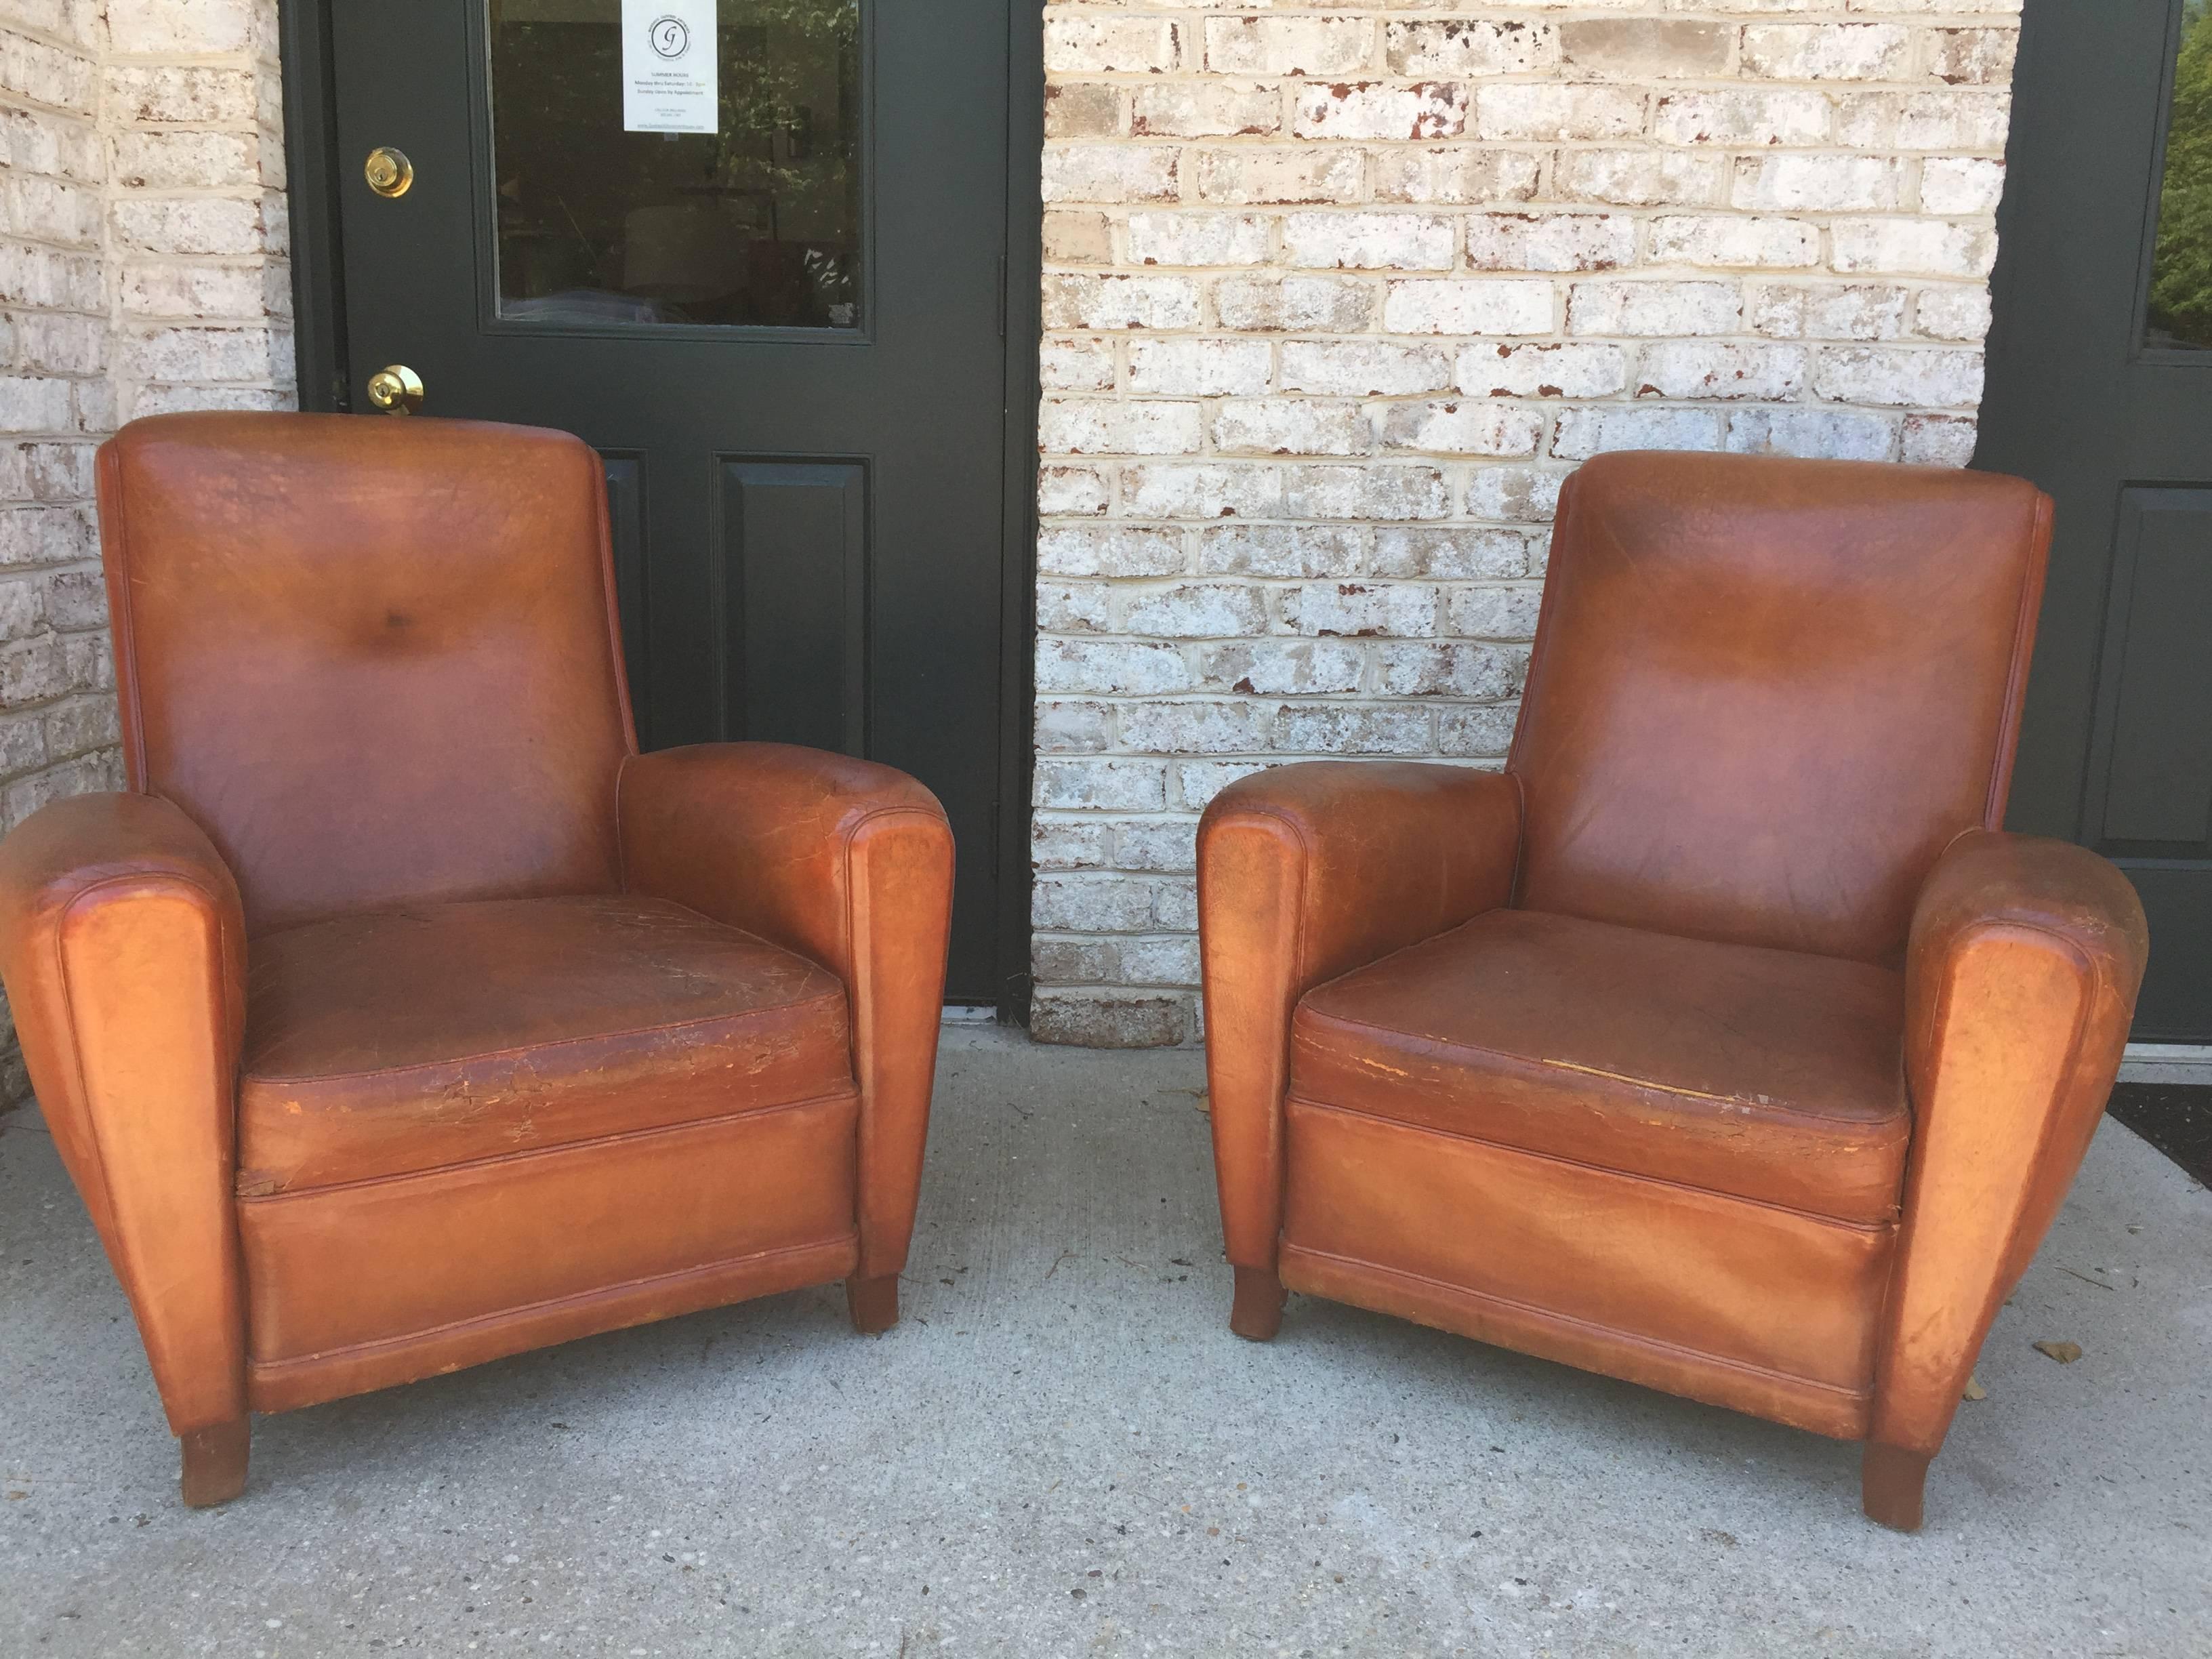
[[2, 1027, 2208, 1658]]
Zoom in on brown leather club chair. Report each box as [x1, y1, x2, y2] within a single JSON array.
[[1197, 451, 2148, 1532], [0, 413, 954, 1507]]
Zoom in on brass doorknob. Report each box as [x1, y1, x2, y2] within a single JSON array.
[[366, 365, 425, 415], [364, 146, 413, 198]]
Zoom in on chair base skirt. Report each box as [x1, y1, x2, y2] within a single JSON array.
[[247, 1235, 858, 1414], [1278, 1242, 1870, 1441]]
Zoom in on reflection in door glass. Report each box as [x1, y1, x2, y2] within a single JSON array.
[[2149, 0, 2212, 348], [489, 0, 861, 329]]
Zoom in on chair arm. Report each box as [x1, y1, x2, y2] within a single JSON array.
[[1195, 762, 1524, 1270], [1870, 829, 2148, 1458], [0, 792, 248, 1436], [616, 743, 955, 1278]]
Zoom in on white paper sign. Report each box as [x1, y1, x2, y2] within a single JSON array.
[[622, 0, 718, 135]]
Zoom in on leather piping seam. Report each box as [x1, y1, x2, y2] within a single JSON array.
[[102, 443, 151, 792], [1286, 1092, 1899, 1233], [1279, 1241, 1875, 1408], [1289, 1006, 1911, 1133], [245, 1233, 857, 1378], [234, 1086, 861, 1203], [243, 984, 851, 1084], [1983, 490, 2053, 831]]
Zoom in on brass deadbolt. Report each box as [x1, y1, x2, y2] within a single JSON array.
[[364, 146, 414, 199], [366, 364, 425, 415]]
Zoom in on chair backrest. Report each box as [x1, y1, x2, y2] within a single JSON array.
[[1509, 450, 2051, 964], [98, 412, 635, 935]]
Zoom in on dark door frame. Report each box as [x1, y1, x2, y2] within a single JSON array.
[[278, 3, 1042, 1024]]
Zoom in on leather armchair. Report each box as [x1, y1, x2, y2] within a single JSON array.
[[1197, 451, 2147, 1531], [0, 413, 954, 1506]]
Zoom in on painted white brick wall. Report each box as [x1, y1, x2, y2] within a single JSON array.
[[1031, 1, 2022, 1046], [0, 0, 292, 1097]]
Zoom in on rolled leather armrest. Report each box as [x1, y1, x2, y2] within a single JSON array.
[[1195, 762, 1525, 1269], [616, 743, 955, 1278], [0, 791, 248, 1435], [1871, 829, 2148, 1457]]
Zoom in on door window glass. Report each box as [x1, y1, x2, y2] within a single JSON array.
[[2148, 0, 2212, 348], [488, 0, 861, 329]]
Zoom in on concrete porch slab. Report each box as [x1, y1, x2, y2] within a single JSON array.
[[1, 1026, 2207, 1657]]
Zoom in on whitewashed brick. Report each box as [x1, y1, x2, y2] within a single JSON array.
[[1283, 581, 1439, 640], [1472, 83, 1645, 143], [1042, 274, 1202, 331], [1747, 281, 1910, 341], [1122, 464, 1285, 520], [1372, 644, 1521, 699], [1040, 335, 1115, 392], [1038, 398, 1203, 457], [1831, 218, 1996, 278], [1811, 346, 1984, 408], [1901, 413, 1979, 466], [1650, 215, 1820, 269], [1127, 337, 1273, 396], [1213, 275, 1374, 333], [1283, 212, 1456, 272], [1372, 527, 1532, 579], [1200, 524, 1364, 578], [1293, 82, 1466, 142], [1742, 24, 1912, 81], [1382, 279, 1554, 336], [1559, 149, 1726, 207], [1921, 158, 2006, 216], [1654, 89, 1831, 147], [1195, 147, 1366, 206], [1039, 526, 1187, 578], [1206, 16, 1370, 77], [1635, 342, 1810, 402], [1727, 407, 1899, 462], [1376, 401, 1546, 457], [1372, 148, 1540, 207], [1042, 144, 1180, 205], [1125, 212, 1272, 270], [1551, 405, 1727, 459], [1734, 154, 1908, 212], [1212, 398, 1369, 457], [1200, 640, 1363, 696], [1132, 82, 1281, 140], [1038, 638, 1193, 696], [1914, 285, 1994, 342], [1282, 340, 1453, 397], [1568, 280, 1740, 337], [1386, 19, 1557, 77], [1467, 212, 1636, 273], [1458, 342, 1629, 398], [1284, 465, 1451, 521], [1044, 16, 1181, 75]]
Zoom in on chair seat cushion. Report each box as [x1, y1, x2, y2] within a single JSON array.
[[237, 895, 854, 1195], [1289, 908, 1910, 1224]]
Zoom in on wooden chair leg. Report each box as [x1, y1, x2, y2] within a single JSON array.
[[179, 1418, 249, 1509], [1861, 1442, 1933, 1532], [846, 1273, 899, 1335], [1229, 1266, 1286, 1342]]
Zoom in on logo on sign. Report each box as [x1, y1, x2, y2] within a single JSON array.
[[649, 15, 690, 58]]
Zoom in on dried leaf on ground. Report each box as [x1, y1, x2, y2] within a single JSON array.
[[1961, 1374, 1988, 1401], [2032, 1339, 2083, 1364]]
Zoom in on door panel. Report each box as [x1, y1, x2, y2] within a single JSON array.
[[321, 0, 1015, 1000], [1981, 0, 2212, 1039], [721, 459, 868, 754]]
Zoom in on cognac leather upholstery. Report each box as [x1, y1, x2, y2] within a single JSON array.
[[0, 412, 954, 1500], [1199, 451, 2148, 1528]]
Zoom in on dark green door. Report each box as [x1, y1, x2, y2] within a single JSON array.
[[322, 1, 1017, 1002], [1981, 0, 2212, 1040]]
